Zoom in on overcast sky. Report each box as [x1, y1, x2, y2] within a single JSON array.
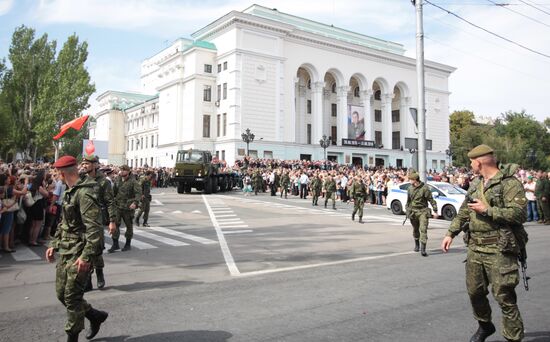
[[0, 0, 548, 122]]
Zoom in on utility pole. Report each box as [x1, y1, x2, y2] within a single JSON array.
[[414, 0, 427, 182]]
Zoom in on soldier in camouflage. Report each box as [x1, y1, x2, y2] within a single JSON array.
[[406, 172, 438, 256], [253, 170, 263, 196], [310, 174, 322, 206], [135, 171, 153, 227], [442, 144, 527, 342], [323, 175, 337, 210], [280, 171, 290, 199], [79, 155, 116, 290], [535, 170, 550, 224], [350, 176, 368, 223], [108, 165, 141, 253], [46, 156, 108, 342]]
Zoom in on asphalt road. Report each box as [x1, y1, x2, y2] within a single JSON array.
[[1, 188, 549, 342]]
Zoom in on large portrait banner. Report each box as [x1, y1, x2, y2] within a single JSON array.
[[348, 105, 365, 140]]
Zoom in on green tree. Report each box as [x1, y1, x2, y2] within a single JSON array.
[[0, 26, 94, 161]]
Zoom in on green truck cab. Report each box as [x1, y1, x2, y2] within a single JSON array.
[[173, 149, 236, 194]]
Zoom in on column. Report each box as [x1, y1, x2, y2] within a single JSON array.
[[360, 89, 374, 141], [312, 81, 324, 144], [337, 86, 350, 145], [400, 96, 411, 147], [291, 76, 299, 143], [382, 93, 394, 149]]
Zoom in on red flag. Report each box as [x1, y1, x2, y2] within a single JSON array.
[[53, 115, 89, 140]]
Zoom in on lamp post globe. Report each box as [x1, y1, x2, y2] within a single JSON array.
[[319, 135, 331, 161], [241, 128, 255, 156]]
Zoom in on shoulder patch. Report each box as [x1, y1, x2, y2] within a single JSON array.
[[514, 197, 527, 206]]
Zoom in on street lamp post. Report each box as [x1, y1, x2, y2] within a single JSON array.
[[319, 135, 331, 161], [241, 128, 255, 156], [445, 147, 453, 167], [409, 148, 417, 171]]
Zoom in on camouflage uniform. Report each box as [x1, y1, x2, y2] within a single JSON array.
[[135, 174, 152, 226], [535, 173, 550, 223], [447, 163, 527, 342], [89, 172, 115, 287], [280, 173, 290, 198], [350, 179, 368, 222], [323, 177, 337, 209], [50, 176, 104, 336], [110, 172, 141, 251], [253, 171, 263, 196], [406, 176, 437, 248], [310, 176, 322, 206]]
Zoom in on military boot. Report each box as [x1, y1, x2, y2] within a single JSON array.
[[143, 222, 150, 227], [324, 202, 327, 208], [84, 273, 93, 292], [414, 240, 420, 252], [121, 239, 131, 252], [85, 308, 108, 340], [107, 239, 119, 253], [66, 332, 79, 342], [421, 243, 428, 257], [333, 205, 336, 210], [469, 321, 496, 342], [358, 216, 364, 223], [96, 268, 105, 289], [352, 212, 355, 221], [135, 215, 140, 227]]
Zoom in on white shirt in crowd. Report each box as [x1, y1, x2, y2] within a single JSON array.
[[299, 173, 309, 185], [524, 180, 536, 201]]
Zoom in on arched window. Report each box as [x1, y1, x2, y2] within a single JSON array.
[[331, 82, 336, 93], [374, 90, 381, 101], [354, 86, 360, 97]]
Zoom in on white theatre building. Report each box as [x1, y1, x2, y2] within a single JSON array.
[[89, 4, 455, 170]]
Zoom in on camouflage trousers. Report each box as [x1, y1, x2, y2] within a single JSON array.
[[466, 249, 524, 341], [112, 209, 134, 240], [410, 210, 429, 244], [56, 254, 92, 334], [537, 198, 550, 221], [136, 199, 151, 224], [312, 190, 321, 205], [352, 197, 365, 217], [280, 186, 289, 198], [325, 192, 335, 208]]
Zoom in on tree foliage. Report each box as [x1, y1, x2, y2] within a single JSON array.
[[0, 25, 95, 161], [450, 109, 550, 170]]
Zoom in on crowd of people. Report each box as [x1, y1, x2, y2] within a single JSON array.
[[1, 157, 549, 255]]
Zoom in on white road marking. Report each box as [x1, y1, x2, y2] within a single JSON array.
[[151, 199, 163, 206], [118, 236, 157, 250], [216, 214, 237, 218], [218, 224, 249, 228], [191, 210, 202, 214], [223, 230, 253, 234], [172, 210, 183, 214], [136, 230, 189, 246], [148, 226, 217, 245], [11, 246, 41, 261], [153, 211, 164, 214], [203, 195, 240, 276]]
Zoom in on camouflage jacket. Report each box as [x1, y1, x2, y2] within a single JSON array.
[[139, 176, 152, 200], [534, 176, 550, 198], [406, 182, 437, 215], [113, 175, 141, 210], [280, 174, 290, 187], [92, 173, 115, 223], [323, 179, 337, 193], [447, 163, 527, 253], [349, 181, 367, 199], [311, 177, 323, 192], [49, 177, 102, 262]]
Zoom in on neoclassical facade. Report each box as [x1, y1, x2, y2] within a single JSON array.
[[90, 5, 455, 170]]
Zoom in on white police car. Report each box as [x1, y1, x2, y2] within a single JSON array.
[[386, 181, 466, 221]]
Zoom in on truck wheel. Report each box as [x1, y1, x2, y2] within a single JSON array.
[[177, 182, 184, 194], [220, 177, 227, 192], [204, 178, 213, 194], [212, 177, 219, 193], [184, 184, 192, 193]]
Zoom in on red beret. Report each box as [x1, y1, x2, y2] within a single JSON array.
[[53, 156, 77, 168]]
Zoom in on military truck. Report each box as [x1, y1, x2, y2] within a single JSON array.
[[173, 149, 237, 194]]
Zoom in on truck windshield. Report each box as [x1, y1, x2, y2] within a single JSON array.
[[177, 151, 203, 162]]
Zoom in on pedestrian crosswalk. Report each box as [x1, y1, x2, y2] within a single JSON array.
[[0, 227, 218, 262]]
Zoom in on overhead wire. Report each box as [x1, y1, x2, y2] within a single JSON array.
[[485, 0, 550, 28], [424, 0, 550, 59], [516, 0, 550, 16]]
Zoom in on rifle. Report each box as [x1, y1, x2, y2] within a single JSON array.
[[518, 248, 530, 291], [402, 212, 409, 226]]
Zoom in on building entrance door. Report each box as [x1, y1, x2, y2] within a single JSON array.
[[375, 158, 385, 167], [300, 154, 312, 161], [352, 157, 363, 168]]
